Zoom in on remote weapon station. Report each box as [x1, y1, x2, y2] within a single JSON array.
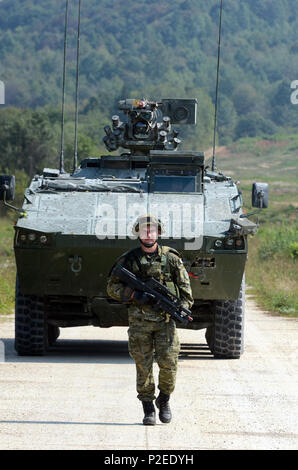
[[0, 0, 268, 357]]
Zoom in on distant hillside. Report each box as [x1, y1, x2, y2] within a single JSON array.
[[1, 0, 298, 142]]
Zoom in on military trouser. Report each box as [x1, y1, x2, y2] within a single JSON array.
[[128, 315, 180, 401]]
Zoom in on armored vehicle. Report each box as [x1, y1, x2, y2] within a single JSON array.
[[0, 98, 268, 357]]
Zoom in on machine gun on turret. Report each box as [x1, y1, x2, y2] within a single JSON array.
[[103, 98, 197, 155]]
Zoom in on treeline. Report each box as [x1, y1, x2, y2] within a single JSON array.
[[0, 0, 298, 144], [0, 103, 107, 208], [0, 106, 105, 175]]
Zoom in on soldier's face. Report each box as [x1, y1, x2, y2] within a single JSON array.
[[139, 224, 158, 245]]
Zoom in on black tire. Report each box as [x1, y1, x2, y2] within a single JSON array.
[[205, 275, 245, 359], [15, 277, 47, 356], [48, 325, 60, 346]]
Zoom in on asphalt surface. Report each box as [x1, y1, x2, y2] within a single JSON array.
[[0, 295, 297, 450]]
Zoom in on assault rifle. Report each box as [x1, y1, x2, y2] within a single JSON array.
[[113, 264, 193, 324]]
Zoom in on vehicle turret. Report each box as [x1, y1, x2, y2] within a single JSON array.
[[103, 98, 197, 155]]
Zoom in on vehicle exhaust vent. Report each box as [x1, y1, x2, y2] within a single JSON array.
[[191, 257, 215, 268]]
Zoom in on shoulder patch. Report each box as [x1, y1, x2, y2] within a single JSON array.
[[161, 246, 181, 258]]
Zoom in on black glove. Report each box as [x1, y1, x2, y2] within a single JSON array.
[[121, 286, 134, 302], [133, 290, 155, 305]]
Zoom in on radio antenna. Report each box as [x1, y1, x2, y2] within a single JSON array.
[[211, 0, 223, 172], [59, 0, 70, 174], [73, 0, 82, 173]]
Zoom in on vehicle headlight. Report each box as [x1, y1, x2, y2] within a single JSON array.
[[225, 238, 234, 248], [235, 237, 245, 249], [40, 235, 47, 244], [28, 233, 36, 242], [214, 239, 222, 248]]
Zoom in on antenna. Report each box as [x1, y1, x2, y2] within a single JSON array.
[[73, 0, 82, 173], [59, 0, 70, 174], [211, 0, 223, 172]]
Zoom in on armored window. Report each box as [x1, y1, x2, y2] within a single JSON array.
[[153, 175, 196, 193]]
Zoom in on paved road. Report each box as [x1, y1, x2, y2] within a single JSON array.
[[0, 295, 297, 450]]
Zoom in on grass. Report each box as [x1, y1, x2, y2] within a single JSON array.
[[0, 217, 16, 315], [245, 225, 297, 317]]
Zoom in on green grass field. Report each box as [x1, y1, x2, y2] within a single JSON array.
[[245, 225, 297, 316], [0, 217, 16, 314], [0, 134, 297, 316]]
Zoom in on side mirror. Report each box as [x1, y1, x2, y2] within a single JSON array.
[[252, 182, 269, 208], [0, 175, 15, 201]]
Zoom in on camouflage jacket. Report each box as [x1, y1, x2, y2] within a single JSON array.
[[107, 245, 194, 321]]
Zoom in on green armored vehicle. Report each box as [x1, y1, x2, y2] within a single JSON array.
[[0, 98, 268, 357]]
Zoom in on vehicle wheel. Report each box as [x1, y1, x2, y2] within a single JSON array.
[[205, 275, 245, 359], [48, 325, 60, 346], [15, 277, 47, 356]]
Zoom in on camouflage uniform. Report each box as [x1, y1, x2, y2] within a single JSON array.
[[107, 244, 193, 402]]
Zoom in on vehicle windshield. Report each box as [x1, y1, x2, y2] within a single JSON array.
[[153, 175, 196, 192]]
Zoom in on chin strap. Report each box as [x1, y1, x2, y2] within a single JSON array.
[[140, 239, 157, 249]]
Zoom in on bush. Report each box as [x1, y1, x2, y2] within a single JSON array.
[[289, 242, 298, 260], [235, 112, 277, 139], [257, 225, 297, 261]]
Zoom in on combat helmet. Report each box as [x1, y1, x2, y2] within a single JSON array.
[[132, 214, 164, 236]]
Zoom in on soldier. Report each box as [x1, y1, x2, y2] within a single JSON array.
[[107, 215, 193, 425]]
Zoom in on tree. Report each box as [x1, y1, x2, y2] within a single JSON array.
[[234, 112, 276, 139], [0, 107, 56, 175], [232, 84, 258, 116], [218, 96, 237, 144]]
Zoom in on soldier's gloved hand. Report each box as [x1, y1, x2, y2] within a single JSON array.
[[151, 302, 164, 313], [122, 286, 135, 302], [132, 290, 155, 305]]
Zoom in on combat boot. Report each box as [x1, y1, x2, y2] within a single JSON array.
[[155, 392, 172, 423], [142, 401, 156, 425]]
